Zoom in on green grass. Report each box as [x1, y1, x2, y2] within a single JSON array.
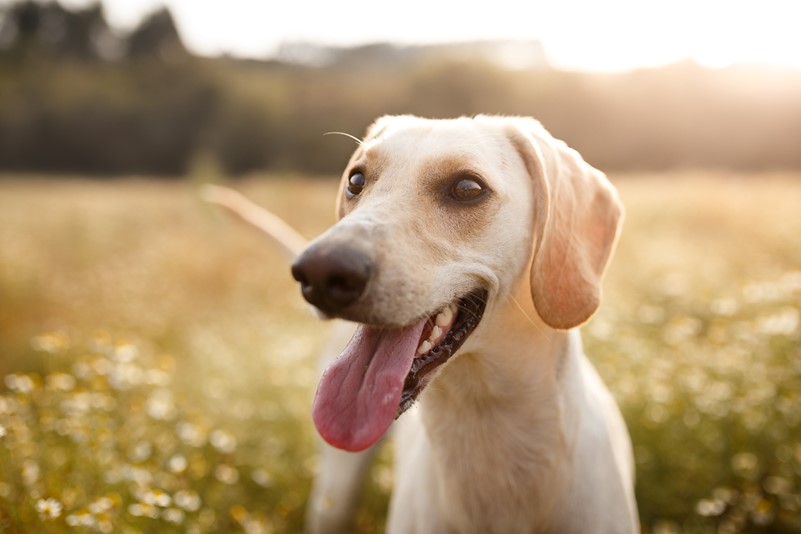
[[1, 172, 800, 533]]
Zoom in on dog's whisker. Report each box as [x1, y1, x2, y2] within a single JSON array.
[[506, 293, 545, 335], [323, 131, 365, 146], [456, 294, 486, 316]]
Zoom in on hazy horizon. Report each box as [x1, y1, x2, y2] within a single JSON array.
[[12, 0, 797, 72]]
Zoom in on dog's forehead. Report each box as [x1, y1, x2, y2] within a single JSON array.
[[359, 118, 516, 184], [368, 119, 500, 153]]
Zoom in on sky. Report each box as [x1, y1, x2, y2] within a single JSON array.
[[54, 0, 801, 71]]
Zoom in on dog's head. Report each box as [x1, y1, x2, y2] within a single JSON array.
[[291, 115, 623, 451]]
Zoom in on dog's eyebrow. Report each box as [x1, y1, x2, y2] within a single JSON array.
[[419, 154, 485, 181], [323, 131, 364, 147]]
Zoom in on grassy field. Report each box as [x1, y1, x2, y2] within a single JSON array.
[[1, 173, 800, 533]]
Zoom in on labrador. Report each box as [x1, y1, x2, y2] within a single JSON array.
[[205, 115, 639, 533]]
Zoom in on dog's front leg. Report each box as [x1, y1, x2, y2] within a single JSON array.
[[306, 441, 382, 533]]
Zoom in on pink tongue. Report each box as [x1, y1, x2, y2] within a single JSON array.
[[312, 318, 427, 452]]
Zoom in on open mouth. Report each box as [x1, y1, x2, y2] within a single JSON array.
[[398, 288, 489, 417], [312, 287, 488, 452]]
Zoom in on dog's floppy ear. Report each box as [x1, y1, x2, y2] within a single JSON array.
[[507, 118, 623, 330]]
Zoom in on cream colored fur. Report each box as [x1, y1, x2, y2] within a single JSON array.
[[206, 115, 639, 533]]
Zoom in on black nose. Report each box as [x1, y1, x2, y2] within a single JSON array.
[[291, 243, 372, 313]]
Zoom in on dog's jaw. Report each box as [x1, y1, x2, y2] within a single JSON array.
[[398, 287, 489, 416], [311, 286, 489, 452]]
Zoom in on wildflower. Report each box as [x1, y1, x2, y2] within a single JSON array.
[[4, 373, 36, 394], [108, 362, 144, 390], [712, 486, 736, 504], [695, 498, 725, 517], [60, 392, 92, 416], [30, 331, 70, 353], [744, 279, 791, 303], [174, 489, 201, 512], [36, 498, 63, 520], [163, 507, 185, 524], [0, 396, 15, 414], [756, 307, 799, 336], [95, 516, 113, 534], [731, 452, 760, 480], [122, 464, 153, 485], [231, 506, 270, 534], [373, 464, 394, 492], [66, 511, 95, 527], [88, 496, 114, 514], [751, 498, 775, 526], [45, 372, 77, 391], [91, 357, 111, 376], [112, 343, 139, 363], [243, 518, 271, 534], [141, 488, 172, 507], [71, 361, 93, 380], [251, 468, 273, 488], [168, 454, 188, 473], [763, 476, 792, 496], [128, 502, 159, 519], [215, 464, 240, 485], [91, 392, 116, 411], [210, 429, 237, 453], [146, 388, 176, 420], [128, 441, 153, 463], [21, 460, 40, 486], [176, 421, 206, 447]]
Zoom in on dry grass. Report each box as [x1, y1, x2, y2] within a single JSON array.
[[1, 172, 800, 532]]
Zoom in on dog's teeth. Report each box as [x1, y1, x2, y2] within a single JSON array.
[[430, 325, 442, 341], [435, 306, 454, 327], [423, 305, 456, 354]]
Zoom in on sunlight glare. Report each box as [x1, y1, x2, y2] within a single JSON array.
[[56, 0, 801, 71]]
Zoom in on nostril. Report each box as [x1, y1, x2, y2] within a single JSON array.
[[323, 262, 369, 308], [290, 244, 372, 313], [328, 275, 354, 292], [291, 263, 308, 286], [325, 273, 366, 306]]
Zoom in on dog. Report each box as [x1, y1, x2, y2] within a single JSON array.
[[205, 115, 639, 533]]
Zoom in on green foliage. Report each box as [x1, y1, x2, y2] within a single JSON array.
[[1, 174, 801, 532], [589, 175, 801, 533], [0, 337, 306, 532], [0, 177, 341, 532]]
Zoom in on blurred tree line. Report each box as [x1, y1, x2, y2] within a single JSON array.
[[1, 0, 801, 177]]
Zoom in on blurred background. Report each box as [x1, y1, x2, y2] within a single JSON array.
[[0, 1, 800, 533], [2, 0, 801, 175]]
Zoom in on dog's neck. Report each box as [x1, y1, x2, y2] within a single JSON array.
[[418, 291, 581, 531]]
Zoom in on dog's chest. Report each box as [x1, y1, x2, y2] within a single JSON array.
[[413, 397, 566, 532]]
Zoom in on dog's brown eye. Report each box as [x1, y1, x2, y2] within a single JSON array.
[[451, 177, 485, 202], [347, 173, 365, 197]]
